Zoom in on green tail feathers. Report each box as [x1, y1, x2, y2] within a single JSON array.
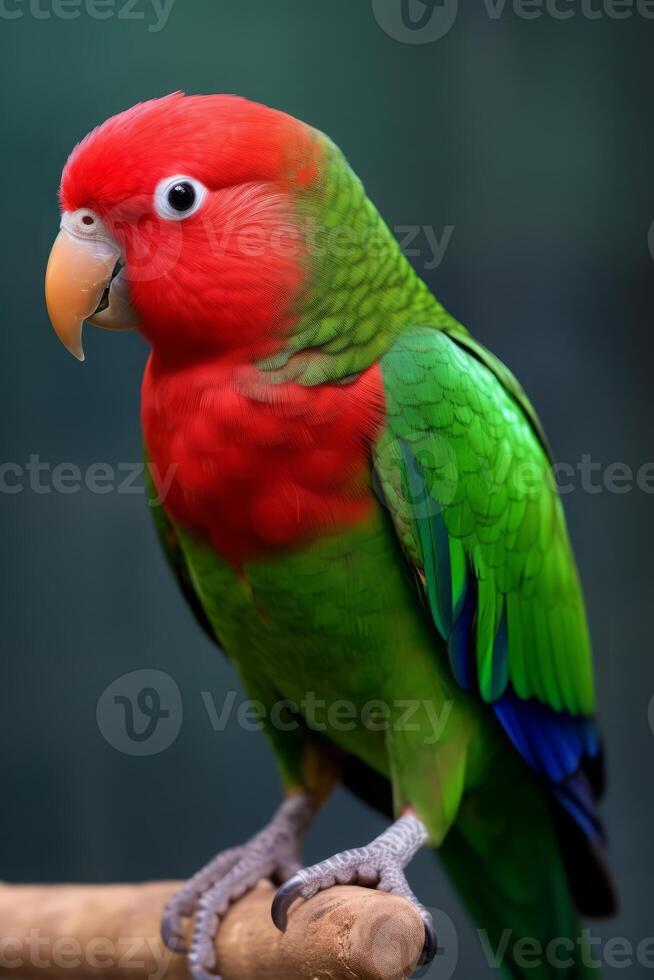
[[439, 768, 601, 980]]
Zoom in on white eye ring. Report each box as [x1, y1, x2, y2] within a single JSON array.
[[154, 175, 207, 221]]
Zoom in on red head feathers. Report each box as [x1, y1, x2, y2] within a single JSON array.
[[59, 93, 321, 361], [46, 93, 386, 562]]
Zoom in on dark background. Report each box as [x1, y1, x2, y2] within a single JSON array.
[[1, 1, 652, 976]]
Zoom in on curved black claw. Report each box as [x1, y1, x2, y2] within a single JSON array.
[[160, 911, 188, 954], [418, 917, 437, 967], [189, 963, 220, 980], [271, 873, 305, 932]]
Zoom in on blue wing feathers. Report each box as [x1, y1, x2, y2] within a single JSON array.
[[491, 606, 509, 700], [447, 565, 477, 690], [398, 440, 604, 845], [493, 689, 603, 842]]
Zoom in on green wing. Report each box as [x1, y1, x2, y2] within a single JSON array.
[[145, 457, 219, 647], [373, 326, 594, 717]]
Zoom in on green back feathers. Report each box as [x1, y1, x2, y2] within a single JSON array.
[[259, 135, 458, 385], [374, 326, 595, 717]]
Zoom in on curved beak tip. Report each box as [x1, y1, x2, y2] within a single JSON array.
[[45, 221, 123, 362], [45, 213, 140, 360]]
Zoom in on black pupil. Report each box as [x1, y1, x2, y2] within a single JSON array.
[[167, 182, 195, 212]]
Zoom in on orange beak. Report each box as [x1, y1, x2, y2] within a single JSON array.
[[45, 209, 139, 361]]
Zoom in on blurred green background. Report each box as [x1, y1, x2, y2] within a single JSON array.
[[1, 1, 652, 976]]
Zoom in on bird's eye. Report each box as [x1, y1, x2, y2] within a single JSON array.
[[154, 175, 207, 221], [168, 182, 195, 211]]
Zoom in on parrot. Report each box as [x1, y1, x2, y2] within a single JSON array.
[[45, 92, 616, 980]]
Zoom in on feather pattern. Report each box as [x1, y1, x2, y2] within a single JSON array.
[[374, 325, 601, 841]]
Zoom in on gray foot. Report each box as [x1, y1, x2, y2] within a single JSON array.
[[271, 810, 436, 966], [161, 794, 314, 980]]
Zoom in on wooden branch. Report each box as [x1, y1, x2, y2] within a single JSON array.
[[0, 880, 425, 980]]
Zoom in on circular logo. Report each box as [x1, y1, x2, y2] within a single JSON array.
[[96, 669, 183, 756], [361, 903, 458, 980], [372, 0, 459, 44], [414, 906, 459, 979]]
